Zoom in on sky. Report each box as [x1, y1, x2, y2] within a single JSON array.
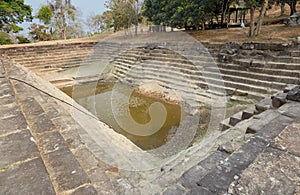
[[24, 0, 106, 18], [21, 0, 107, 34]]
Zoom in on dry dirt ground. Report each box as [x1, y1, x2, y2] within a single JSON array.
[[189, 3, 300, 43], [189, 24, 300, 43]]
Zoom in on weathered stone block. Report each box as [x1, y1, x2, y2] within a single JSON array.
[[38, 131, 68, 154], [163, 185, 186, 195], [278, 101, 300, 120], [196, 137, 268, 194], [233, 147, 299, 195], [0, 130, 39, 168], [255, 115, 293, 141], [186, 187, 214, 195], [179, 151, 228, 189], [20, 97, 44, 121], [287, 85, 300, 102], [285, 12, 300, 26], [255, 98, 272, 113], [0, 158, 55, 194], [43, 146, 90, 192], [271, 93, 287, 108], [246, 109, 281, 134], [0, 113, 28, 135], [272, 123, 300, 157], [71, 185, 97, 195]]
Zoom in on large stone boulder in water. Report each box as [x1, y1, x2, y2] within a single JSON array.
[[285, 12, 300, 26]]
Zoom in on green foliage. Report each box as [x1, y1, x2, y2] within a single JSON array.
[[105, 0, 137, 31], [37, 5, 52, 25], [37, 0, 83, 40], [143, 0, 224, 29], [0, 0, 33, 33], [86, 11, 115, 35], [29, 24, 53, 41], [16, 35, 30, 44], [0, 31, 11, 44]]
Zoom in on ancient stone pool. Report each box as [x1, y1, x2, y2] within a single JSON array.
[[62, 81, 186, 150]]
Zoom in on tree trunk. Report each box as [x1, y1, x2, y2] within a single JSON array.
[[249, 5, 255, 37], [280, 3, 285, 16], [288, 0, 297, 16], [135, 0, 138, 35], [292, 0, 297, 14], [60, 0, 67, 40], [254, 0, 268, 36]]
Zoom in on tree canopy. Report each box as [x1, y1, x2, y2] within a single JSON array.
[[0, 0, 32, 33], [32, 0, 83, 40], [143, 0, 226, 30]]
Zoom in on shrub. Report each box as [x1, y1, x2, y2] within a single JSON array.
[[0, 32, 12, 45]]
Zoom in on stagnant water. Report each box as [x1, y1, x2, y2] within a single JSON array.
[[62, 82, 184, 150]]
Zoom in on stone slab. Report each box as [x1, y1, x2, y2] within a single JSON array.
[[30, 113, 55, 134], [179, 151, 229, 189], [246, 109, 284, 134], [195, 137, 268, 194], [233, 147, 299, 195], [38, 131, 69, 154], [162, 185, 186, 195], [0, 113, 28, 135], [273, 123, 300, 157], [0, 130, 39, 168], [0, 103, 21, 116], [0, 158, 55, 194], [0, 95, 16, 105], [43, 146, 91, 192], [278, 101, 300, 121], [186, 187, 214, 195], [255, 115, 293, 141], [87, 166, 116, 195], [71, 185, 97, 195], [20, 97, 45, 121]]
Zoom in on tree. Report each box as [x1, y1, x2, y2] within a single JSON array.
[[105, 0, 142, 32], [36, 0, 83, 40], [37, 5, 52, 25], [283, 0, 298, 15], [29, 24, 52, 41], [273, 0, 298, 15], [46, 0, 82, 39], [86, 12, 114, 34], [246, 0, 269, 37], [0, 0, 32, 33], [143, 0, 224, 30]]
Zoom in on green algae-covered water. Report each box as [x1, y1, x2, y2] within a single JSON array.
[[62, 82, 183, 150]]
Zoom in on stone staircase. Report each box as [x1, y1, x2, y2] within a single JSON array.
[[1, 41, 299, 108], [0, 42, 97, 74], [0, 57, 115, 194], [159, 92, 300, 194], [109, 42, 300, 107]]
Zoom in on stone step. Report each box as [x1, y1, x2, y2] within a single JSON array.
[[289, 50, 300, 57], [216, 62, 300, 78], [233, 58, 300, 70], [204, 69, 289, 91], [114, 67, 265, 101], [114, 60, 287, 95], [143, 62, 286, 91], [3, 58, 114, 194], [214, 66, 300, 85], [229, 112, 243, 126], [119, 63, 278, 96]]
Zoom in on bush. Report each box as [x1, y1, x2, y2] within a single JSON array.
[[0, 32, 12, 45], [16, 36, 31, 44]]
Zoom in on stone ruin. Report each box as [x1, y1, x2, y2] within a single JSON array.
[[285, 12, 300, 26]]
